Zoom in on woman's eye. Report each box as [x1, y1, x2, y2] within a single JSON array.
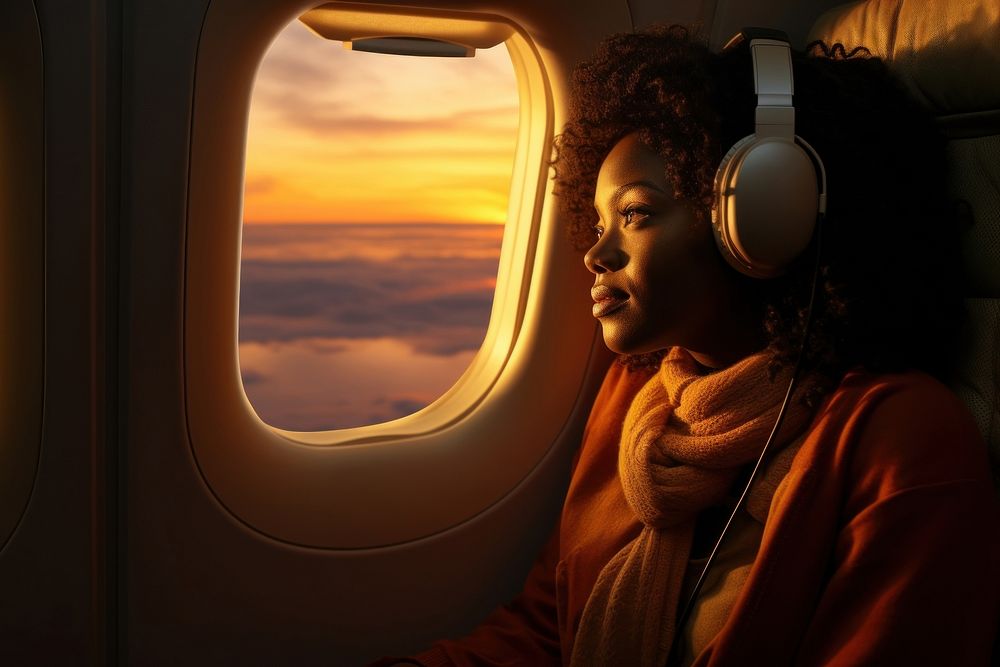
[[593, 225, 604, 239], [622, 207, 650, 225]]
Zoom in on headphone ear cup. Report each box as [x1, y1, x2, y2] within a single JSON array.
[[713, 135, 819, 278]]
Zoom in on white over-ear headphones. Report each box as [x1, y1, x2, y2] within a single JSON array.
[[712, 28, 828, 279]]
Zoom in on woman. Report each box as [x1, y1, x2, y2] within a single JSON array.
[[372, 25, 998, 666]]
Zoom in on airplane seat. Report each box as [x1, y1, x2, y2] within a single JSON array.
[[808, 0, 1000, 490]]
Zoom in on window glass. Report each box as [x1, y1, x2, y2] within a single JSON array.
[[239, 19, 517, 431]]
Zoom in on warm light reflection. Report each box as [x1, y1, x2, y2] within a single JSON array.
[[243, 19, 518, 224]]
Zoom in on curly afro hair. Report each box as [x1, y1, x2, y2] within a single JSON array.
[[552, 24, 965, 405]]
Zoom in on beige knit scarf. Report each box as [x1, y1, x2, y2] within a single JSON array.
[[569, 347, 815, 667]]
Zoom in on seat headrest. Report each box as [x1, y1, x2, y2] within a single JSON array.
[[808, 0, 1000, 117]]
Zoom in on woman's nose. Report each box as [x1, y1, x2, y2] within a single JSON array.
[[584, 233, 624, 274]]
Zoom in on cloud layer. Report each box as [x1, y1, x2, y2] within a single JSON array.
[[238, 223, 502, 356], [240, 337, 478, 431], [238, 223, 503, 429]]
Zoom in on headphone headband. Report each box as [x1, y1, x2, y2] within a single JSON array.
[[711, 28, 826, 278], [749, 38, 795, 139], [722, 28, 796, 139]]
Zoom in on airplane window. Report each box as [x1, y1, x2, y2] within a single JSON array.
[[239, 18, 518, 431]]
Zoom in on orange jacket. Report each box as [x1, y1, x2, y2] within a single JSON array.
[[382, 362, 1000, 665]]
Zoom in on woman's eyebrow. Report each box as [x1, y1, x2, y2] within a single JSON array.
[[594, 180, 670, 211]]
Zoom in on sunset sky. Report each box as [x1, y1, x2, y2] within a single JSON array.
[[243, 18, 519, 225]]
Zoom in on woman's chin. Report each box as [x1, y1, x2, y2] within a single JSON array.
[[598, 327, 628, 354], [600, 329, 663, 356]]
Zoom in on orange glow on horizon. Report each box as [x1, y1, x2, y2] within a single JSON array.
[[243, 19, 518, 225]]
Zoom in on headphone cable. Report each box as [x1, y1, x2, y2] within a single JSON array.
[[664, 212, 825, 666]]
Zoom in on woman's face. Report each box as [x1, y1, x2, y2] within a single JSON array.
[[585, 133, 761, 368]]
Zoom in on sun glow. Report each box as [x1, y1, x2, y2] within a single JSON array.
[[243, 19, 518, 225]]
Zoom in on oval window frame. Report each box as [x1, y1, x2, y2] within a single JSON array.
[[185, 0, 602, 549]]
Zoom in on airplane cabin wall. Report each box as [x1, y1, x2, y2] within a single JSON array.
[[0, 0, 118, 662], [0, 2, 44, 559]]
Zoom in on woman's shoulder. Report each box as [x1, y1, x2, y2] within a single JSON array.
[[804, 367, 994, 501], [818, 366, 982, 447], [824, 366, 968, 411]]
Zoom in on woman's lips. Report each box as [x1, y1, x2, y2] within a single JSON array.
[[591, 284, 629, 318]]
